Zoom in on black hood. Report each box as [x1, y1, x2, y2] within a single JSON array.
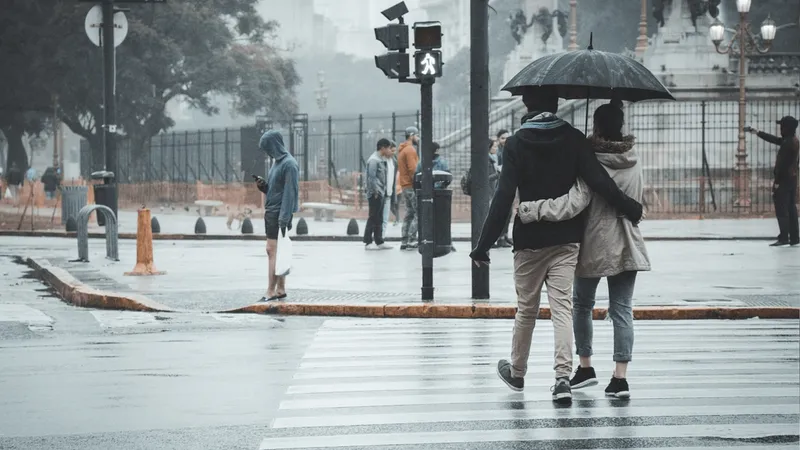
[[514, 113, 579, 155]]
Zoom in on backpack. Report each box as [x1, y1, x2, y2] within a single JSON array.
[[460, 168, 471, 196]]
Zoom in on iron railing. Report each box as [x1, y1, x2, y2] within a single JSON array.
[[80, 97, 799, 216]]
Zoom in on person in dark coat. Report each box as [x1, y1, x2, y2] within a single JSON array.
[[41, 167, 60, 199], [746, 116, 799, 246], [5, 162, 23, 199], [470, 88, 643, 405]]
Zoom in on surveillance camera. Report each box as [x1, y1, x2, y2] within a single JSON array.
[[381, 1, 409, 22]]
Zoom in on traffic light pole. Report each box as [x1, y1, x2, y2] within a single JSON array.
[[470, 0, 490, 299], [419, 79, 435, 301]]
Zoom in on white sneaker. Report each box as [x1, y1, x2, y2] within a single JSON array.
[[365, 243, 378, 250], [377, 243, 393, 250]]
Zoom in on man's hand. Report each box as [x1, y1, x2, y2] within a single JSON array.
[[743, 126, 757, 134], [624, 199, 644, 225], [469, 249, 490, 267], [255, 177, 267, 193], [774, 182, 780, 191], [279, 220, 292, 236]]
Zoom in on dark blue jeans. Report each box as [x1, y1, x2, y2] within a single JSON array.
[[363, 194, 385, 245], [573, 271, 637, 362]]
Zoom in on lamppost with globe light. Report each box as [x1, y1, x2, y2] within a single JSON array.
[[708, 0, 789, 208], [315, 70, 329, 112]]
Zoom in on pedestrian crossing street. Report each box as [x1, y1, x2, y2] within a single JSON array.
[[259, 318, 800, 450]]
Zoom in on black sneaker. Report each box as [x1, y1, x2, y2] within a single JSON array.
[[770, 240, 790, 247], [790, 241, 799, 247], [570, 366, 598, 390], [496, 359, 524, 392], [400, 244, 408, 250], [605, 377, 631, 398], [551, 377, 572, 404]]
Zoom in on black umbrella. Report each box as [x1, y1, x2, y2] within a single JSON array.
[[502, 36, 675, 103]]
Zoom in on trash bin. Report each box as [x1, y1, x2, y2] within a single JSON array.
[[91, 171, 117, 227], [415, 170, 453, 258], [61, 185, 88, 225]]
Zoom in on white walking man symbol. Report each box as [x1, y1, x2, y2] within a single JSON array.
[[421, 53, 437, 76]]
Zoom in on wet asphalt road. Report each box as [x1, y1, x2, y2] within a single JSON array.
[[0, 257, 799, 449]]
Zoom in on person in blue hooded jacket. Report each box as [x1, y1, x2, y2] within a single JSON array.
[[256, 130, 299, 301]]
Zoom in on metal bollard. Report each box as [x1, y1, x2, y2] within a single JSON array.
[[76, 204, 119, 262]]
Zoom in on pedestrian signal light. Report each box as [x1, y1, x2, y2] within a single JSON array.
[[413, 21, 442, 50], [414, 51, 442, 80]]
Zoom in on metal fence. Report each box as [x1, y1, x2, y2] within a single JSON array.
[[81, 127, 246, 184], [80, 97, 799, 217], [316, 98, 799, 216]]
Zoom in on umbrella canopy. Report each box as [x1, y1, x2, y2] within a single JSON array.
[[502, 46, 675, 102]]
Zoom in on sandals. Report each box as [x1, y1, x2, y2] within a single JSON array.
[[259, 293, 288, 302]]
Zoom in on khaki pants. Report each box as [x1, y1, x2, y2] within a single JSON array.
[[511, 243, 579, 380]]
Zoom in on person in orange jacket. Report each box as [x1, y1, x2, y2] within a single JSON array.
[[396, 126, 420, 250]]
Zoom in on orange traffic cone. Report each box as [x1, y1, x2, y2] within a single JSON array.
[[125, 208, 166, 276]]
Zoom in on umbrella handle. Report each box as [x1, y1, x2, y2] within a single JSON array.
[[585, 89, 590, 135]]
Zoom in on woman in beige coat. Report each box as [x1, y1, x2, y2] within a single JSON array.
[[517, 103, 651, 399]]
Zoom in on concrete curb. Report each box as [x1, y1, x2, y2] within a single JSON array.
[[23, 258, 799, 320], [223, 302, 800, 320], [25, 257, 175, 313], [0, 230, 774, 242]]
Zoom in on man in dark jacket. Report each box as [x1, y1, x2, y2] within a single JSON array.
[[747, 116, 799, 246], [42, 167, 60, 199], [470, 89, 643, 405]]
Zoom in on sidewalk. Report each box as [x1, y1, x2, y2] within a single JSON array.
[[0, 203, 781, 240], [4, 236, 798, 318]]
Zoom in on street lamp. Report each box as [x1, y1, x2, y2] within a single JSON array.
[[315, 70, 329, 112], [710, 0, 790, 208]]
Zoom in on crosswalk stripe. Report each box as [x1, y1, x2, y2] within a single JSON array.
[[272, 403, 800, 428], [285, 376, 798, 395], [315, 318, 798, 329], [292, 362, 797, 380], [279, 387, 800, 410], [264, 318, 800, 450], [299, 347, 796, 360], [306, 337, 798, 350]]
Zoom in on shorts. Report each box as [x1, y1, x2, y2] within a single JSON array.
[[264, 211, 280, 240]]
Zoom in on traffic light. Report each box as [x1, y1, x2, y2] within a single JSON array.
[[413, 21, 443, 80], [413, 21, 442, 50], [374, 2, 410, 80], [375, 23, 409, 50], [375, 53, 410, 79]]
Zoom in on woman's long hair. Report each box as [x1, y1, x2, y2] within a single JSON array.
[[593, 103, 625, 142]]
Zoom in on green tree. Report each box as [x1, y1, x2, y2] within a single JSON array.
[[0, 0, 299, 172], [0, 0, 62, 171]]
